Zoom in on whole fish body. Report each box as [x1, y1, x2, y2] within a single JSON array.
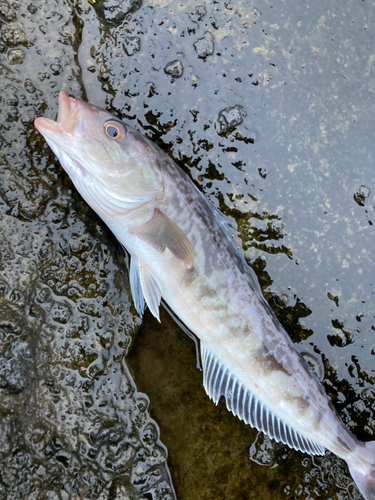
[[35, 91, 375, 499]]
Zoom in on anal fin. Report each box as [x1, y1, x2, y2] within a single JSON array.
[[201, 342, 325, 456]]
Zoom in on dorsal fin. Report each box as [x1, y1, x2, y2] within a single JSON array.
[[200, 342, 325, 456], [198, 188, 262, 293]]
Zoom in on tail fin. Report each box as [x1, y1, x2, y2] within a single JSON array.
[[349, 442, 375, 500]]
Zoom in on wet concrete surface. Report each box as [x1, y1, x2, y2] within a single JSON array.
[[0, 0, 374, 498]]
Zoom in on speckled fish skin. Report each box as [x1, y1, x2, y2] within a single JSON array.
[[35, 91, 375, 500]]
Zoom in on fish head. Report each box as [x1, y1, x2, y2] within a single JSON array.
[[35, 91, 163, 216]]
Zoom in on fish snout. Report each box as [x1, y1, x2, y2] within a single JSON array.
[[34, 91, 80, 136], [57, 90, 78, 125]]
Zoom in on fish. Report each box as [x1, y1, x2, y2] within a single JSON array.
[[35, 91, 375, 499]]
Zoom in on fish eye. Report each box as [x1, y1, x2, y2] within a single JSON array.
[[104, 120, 126, 140]]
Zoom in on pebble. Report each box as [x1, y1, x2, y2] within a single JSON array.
[[93, 0, 142, 27], [353, 185, 371, 206], [123, 35, 141, 56], [7, 49, 25, 65], [28, 4, 37, 14], [217, 104, 247, 133], [164, 59, 183, 78], [193, 31, 214, 59], [196, 5, 207, 20], [0, 1, 17, 22], [1, 28, 27, 47]]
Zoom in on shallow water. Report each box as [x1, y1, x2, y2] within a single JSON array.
[[0, 0, 374, 498]]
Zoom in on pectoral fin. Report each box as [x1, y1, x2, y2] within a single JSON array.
[[130, 208, 194, 268]]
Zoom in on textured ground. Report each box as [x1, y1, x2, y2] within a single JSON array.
[[0, 0, 374, 499]]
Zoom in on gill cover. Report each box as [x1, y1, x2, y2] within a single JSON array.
[[35, 91, 163, 216]]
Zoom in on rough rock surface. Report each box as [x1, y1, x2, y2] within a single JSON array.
[[0, 0, 374, 499]]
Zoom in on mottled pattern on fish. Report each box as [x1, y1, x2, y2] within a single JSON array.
[[120, 135, 365, 463], [35, 92, 375, 500]]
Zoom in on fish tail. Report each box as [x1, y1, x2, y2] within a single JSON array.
[[349, 441, 375, 500]]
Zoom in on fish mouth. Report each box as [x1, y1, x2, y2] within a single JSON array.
[[35, 91, 87, 178], [34, 91, 80, 136]]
